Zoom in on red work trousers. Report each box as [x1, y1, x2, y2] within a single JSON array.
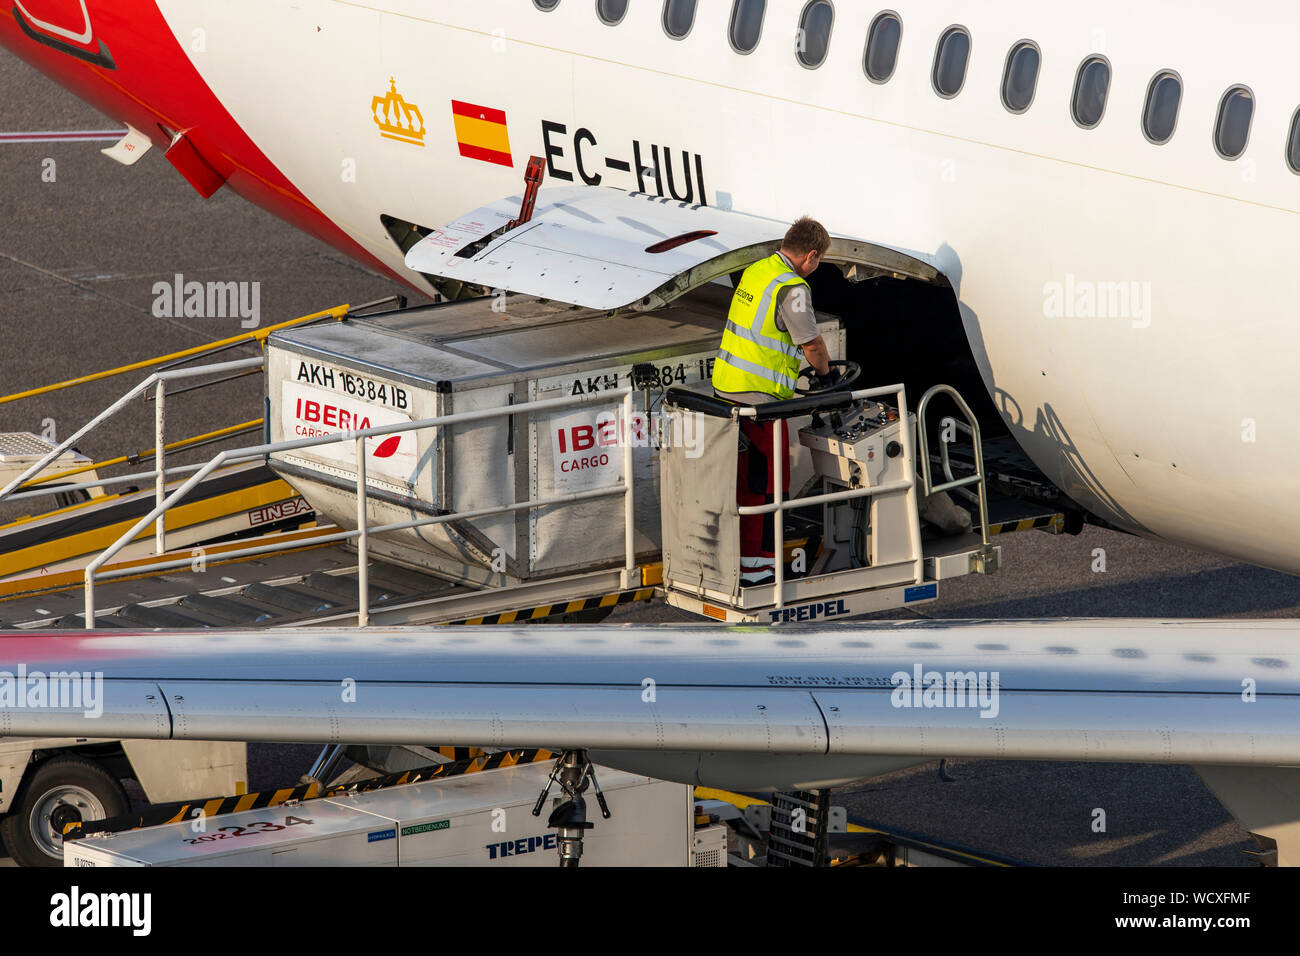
[[737, 417, 790, 583]]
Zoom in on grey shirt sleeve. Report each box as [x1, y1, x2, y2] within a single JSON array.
[[774, 283, 820, 346]]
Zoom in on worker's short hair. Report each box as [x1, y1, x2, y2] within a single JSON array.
[[782, 217, 831, 258]]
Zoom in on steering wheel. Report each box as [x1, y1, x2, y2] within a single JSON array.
[[794, 359, 861, 395]]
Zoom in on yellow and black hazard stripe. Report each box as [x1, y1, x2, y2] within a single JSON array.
[[359, 748, 553, 791], [432, 746, 486, 762], [65, 779, 326, 838], [448, 587, 656, 626], [988, 513, 1064, 536], [65, 748, 555, 839]]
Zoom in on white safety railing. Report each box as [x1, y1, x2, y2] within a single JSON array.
[[82, 389, 638, 629], [735, 383, 923, 610], [916, 384, 992, 551], [0, 356, 267, 557]]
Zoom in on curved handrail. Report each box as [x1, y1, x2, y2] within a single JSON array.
[[916, 384, 991, 549]]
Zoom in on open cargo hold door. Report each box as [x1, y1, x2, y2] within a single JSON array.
[[404, 186, 942, 312]]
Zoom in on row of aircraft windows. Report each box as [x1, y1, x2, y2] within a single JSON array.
[[531, 1, 1300, 173]]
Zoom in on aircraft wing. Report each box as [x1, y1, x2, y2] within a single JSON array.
[[2, 621, 1299, 767]]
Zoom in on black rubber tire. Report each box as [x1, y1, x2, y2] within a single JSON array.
[[0, 756, 129, 867]]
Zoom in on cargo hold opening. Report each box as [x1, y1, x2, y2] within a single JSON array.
[[805, 261, 1004, 438], [802, 260, 1077, 527]]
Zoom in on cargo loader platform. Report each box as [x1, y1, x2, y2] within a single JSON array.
[[0, 187, 1080, 630]]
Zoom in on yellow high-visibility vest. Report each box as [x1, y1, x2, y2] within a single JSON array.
[[711, 254, 805, 400]]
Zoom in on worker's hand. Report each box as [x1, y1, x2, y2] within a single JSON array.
[[812, 368, 843, 391]]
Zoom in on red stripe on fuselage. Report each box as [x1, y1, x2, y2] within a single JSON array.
[[450, 99, 507, 126], [457, 143, 514, 168], [0, 2, 407, 287]]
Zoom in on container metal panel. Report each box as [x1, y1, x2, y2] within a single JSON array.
[[65, 763, 691, 867], [324, 762, 692, 866], [266, 292, 842, 583], [64, 799, 400, 867]]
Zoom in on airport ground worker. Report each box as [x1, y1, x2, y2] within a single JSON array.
[[712, 217, 836, 587]]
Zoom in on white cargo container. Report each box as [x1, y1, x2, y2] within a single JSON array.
[[64, 798, 398, 867], [265, 290, 842, 588], [326, 762, 694, 867], [65, 763, 714, 867]]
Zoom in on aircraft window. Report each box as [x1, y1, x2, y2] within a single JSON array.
[[863, 11, 902, 83], [932, 26, 971, 98], [1142, 71, 1182, 144], [1071, 56, 1110, 128], [1001, 41, 1040, 113], [1288, 109, 1300, 173], [533, 0, 560, 9], [796, 1, 834, 69], [729, 0, 765, 53], [663, 0, 695, 38], [597, 0, 628, 25], [1214, 86, 1254, 159]]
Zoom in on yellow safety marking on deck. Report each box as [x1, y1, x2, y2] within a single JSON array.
[[698, 789, 873, 835], [697, 787, 878, 836], [530, 605, 552, 620], [498, 611, 518, 624], [1, 479, 149, 528], [234, 793, 258, 813], [0, 478, 304, 578], [598, 593, 619, 607], [202, 798, 224, 818], [565, 599, 585, 613], [20, 420, 265, 488], [4, 489, 125, 527], [694, 786, 768, 809]]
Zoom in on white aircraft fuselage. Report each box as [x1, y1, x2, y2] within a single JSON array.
[[2, 0, 1297, 572]]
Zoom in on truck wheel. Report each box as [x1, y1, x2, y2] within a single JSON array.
[[0, 756, 129, 867]]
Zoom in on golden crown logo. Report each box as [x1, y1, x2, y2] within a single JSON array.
[[371, 78, 425, 147]]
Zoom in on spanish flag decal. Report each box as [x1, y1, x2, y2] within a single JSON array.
[[450, 100, 513, 167]]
